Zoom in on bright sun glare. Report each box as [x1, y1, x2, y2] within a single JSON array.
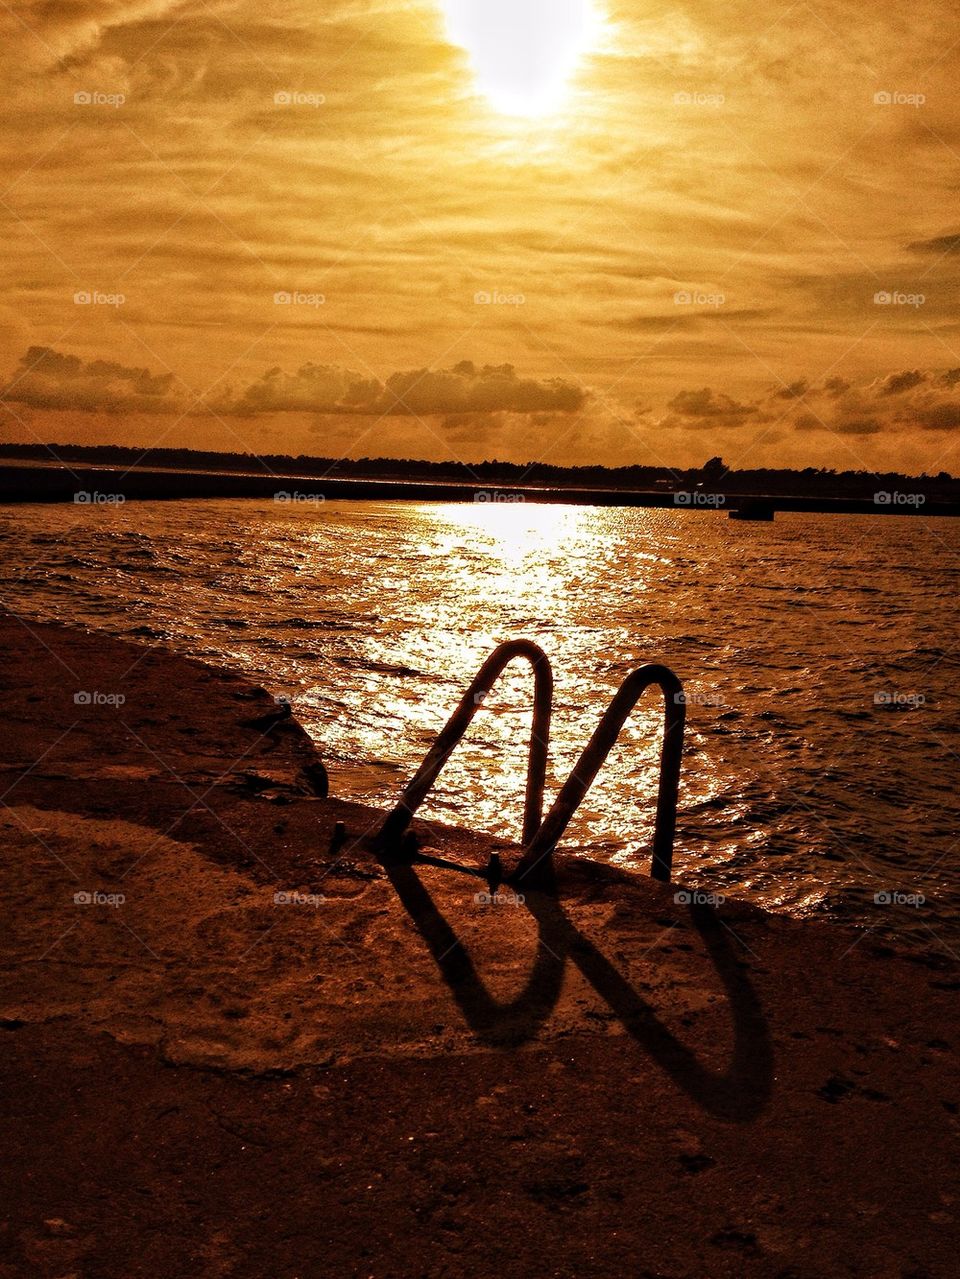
[[440, 0, 599, 117]]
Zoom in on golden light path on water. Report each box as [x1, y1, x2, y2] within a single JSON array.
[[6, 497, 960, 948], [315, 500, 721, 869]]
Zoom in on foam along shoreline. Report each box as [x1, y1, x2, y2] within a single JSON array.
[[0, 613, 957, 1277]]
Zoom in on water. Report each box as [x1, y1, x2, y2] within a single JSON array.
[[3, 497, 959, 957]]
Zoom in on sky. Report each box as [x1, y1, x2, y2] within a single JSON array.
[[1, 0, 960, 474]]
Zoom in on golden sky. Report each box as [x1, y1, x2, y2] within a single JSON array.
[[2, 0, 960, 473]]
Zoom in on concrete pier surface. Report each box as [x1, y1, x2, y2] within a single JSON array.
[[0, 615, 957, 1277]]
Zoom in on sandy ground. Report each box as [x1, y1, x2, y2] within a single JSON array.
[[0, 613, 958, 1278]]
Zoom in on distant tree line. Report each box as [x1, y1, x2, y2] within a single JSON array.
[[1, 443, 957, 499]]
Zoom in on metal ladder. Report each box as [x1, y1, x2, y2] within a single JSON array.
[[374, 641, 685, 884], [374, 639, 553, 854]]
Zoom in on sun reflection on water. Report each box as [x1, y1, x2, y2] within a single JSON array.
[[355, 500, 677, 853], [437, 498, 591, 564], [4, 498, 960, 946]]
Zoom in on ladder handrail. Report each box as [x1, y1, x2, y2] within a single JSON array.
[[375, 640, 553, 851], [513, 664, 685, 884]]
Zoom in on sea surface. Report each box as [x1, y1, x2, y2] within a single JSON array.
[[3, 497, 959, 956]]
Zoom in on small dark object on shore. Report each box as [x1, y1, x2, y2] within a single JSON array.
[[303, 760, 329, 798], [398, 830, 419, 862], [486, 852, 502, 893], [241, 702, 293, 733], [729, 499, 775, 521]]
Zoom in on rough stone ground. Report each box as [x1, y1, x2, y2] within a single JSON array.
[[0, 615, 957, 1278]]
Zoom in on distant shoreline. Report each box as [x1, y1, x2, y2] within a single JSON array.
[[2, 460, 959, 517]]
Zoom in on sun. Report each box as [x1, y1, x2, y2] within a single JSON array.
[[440, 0, 600, 118]]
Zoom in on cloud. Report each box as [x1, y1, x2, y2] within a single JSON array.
[[879, 370, 925, 396], [229, 359, 586, 418], [788, 365, 960, 437], [1, 346, 176, 413], [377, 362, 586, 416], [833, 417, 882, 436], [11, 343, 960, 466], [917, 402, 960, 431], [775, 378, 809, 399], [0, 0, 188, 76], [908, 232, 960, 254], [2, 348, 587, 422], [615, 308, 774, 333], [662, 386, 760, 428], [793, 413, 820, 432], [227, 364, 376, 417], [823, 378, 851, 398]]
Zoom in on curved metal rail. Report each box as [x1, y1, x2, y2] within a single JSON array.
[[512, 663, 685, 884], [374, 640, 553, 852]]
